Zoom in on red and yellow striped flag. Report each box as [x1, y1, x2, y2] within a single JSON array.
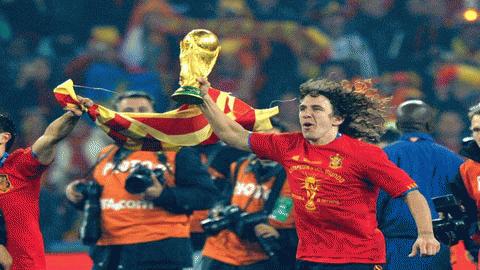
[[54, 80, 279, 151]]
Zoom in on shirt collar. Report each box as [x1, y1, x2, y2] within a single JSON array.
[[0, 152, 8, 168], [399, 132, 434, 142]]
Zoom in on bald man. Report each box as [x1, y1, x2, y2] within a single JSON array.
[[376, 100, 464, 270]]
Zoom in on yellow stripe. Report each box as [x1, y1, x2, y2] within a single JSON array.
[[215, 91, 229, 112], [227, 94, 236, 111], [53, 79, 79, 106], [253, 107, 279, 131]]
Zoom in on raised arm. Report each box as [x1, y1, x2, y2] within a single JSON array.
[[403, 190, 441, 257], [32, 97, 92, 165], [197, 78, 251, 152]]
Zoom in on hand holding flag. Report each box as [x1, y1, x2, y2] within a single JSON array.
[[53, 80, 278, 151]]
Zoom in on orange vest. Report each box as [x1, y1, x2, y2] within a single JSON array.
[[460, 159, 480, 218], [93, 145, 190, 246], [202, 158, 294, 265]]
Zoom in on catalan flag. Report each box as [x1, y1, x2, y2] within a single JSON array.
[[53, 80, 279, 151]]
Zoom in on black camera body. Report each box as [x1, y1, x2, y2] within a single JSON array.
[[125, 164, 165, 194], [75, 181, 103, 245], [201, 205, 243, 235], [201, 206, 281, 257], [432, 194, 469, 245]]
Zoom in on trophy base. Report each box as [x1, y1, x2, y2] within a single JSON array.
[[171, 86, 204, 105]]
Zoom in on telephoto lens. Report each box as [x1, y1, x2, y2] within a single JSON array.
[[76, 182, 103, 245]]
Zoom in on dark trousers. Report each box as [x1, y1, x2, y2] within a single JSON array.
[[296, 261, 383, 270], [201, 256, 276, 270], [90, 238, 192, 270]]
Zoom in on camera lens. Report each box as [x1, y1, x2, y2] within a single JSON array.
[[125, 165, 154, 194]]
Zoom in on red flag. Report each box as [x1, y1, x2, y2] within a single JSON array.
[[54, 80, 279, 151]]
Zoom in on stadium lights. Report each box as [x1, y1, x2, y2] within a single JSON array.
[[464, 0, 479, 22]]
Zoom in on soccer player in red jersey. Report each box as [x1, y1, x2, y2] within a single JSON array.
[[196, 77, 440, 270], [0, 97, 90, 270]]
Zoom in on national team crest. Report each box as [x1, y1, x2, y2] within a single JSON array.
[[329, 154, 343, 169], [0, 174, 12, 193]]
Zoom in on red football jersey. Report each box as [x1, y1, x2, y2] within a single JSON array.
[[249, 133, 417, 264], [0, 148, 48, 270]]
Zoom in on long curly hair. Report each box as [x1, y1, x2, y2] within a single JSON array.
[[299, 78, 390, 143]]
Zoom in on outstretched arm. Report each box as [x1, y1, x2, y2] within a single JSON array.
[[403, 190, 441, 257], [197, 78, 251, 152], [32, 97, 92, 165]]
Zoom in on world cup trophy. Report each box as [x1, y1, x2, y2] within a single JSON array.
[[171, 29, 221, 104]]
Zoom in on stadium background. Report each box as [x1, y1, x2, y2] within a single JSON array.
[[1, 0, 479, 269]]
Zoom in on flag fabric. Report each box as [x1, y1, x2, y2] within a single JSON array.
[[54, 80, 279, 151]]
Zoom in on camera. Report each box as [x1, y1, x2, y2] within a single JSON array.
[[125, 164, 165, 194], [75, 181, 103, 245], [235, 211, 281, 257], [234, 211, 268, 240], [257, 235, 281, 257], [201, 205, 243, 236], [432, 194, 469, 245], [201, 206, 281, 257]]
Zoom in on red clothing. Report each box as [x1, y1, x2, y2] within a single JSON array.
[[249, 133, 417, 264], [460, 159, 480, 226], [0, 148, 48, 270]]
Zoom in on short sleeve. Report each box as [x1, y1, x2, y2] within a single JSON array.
[[362, 146, 417, 198], [249, 133, 287, 163], [14, 147, 48, 178]]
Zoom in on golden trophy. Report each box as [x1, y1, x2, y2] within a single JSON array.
[[171, 29, 221, 104], [304, 177, 318, 211]]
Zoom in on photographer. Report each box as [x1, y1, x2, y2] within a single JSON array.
[[65, 91, 218, 270], [200, 123, 297, 270], [458, 103, 480, 266]]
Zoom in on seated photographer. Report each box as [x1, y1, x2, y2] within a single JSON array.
[[200, 123, 297, 270], [65, 91, 218, 270]]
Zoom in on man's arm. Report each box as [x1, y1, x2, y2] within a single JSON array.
[[403, 190, 441, 257], [32, 98, 91, 165], [197, 78, 251, 152], [0, 211, 12, 270]]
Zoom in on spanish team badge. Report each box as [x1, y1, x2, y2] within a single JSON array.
[[329, 153, 343, 169], [0, 174, 12, 193]]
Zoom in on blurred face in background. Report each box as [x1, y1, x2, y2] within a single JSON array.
[[437, 111, 465, 137], [471, 114, 480, 147], [116, 97, 154, 113]]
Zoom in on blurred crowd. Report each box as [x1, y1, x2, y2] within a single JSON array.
[[0, 0, 479, 250]]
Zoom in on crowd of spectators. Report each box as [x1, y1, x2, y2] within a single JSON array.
[[0, 0, 479, 250]]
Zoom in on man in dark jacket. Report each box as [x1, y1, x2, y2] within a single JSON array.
[[377, 100, 464, 270]]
